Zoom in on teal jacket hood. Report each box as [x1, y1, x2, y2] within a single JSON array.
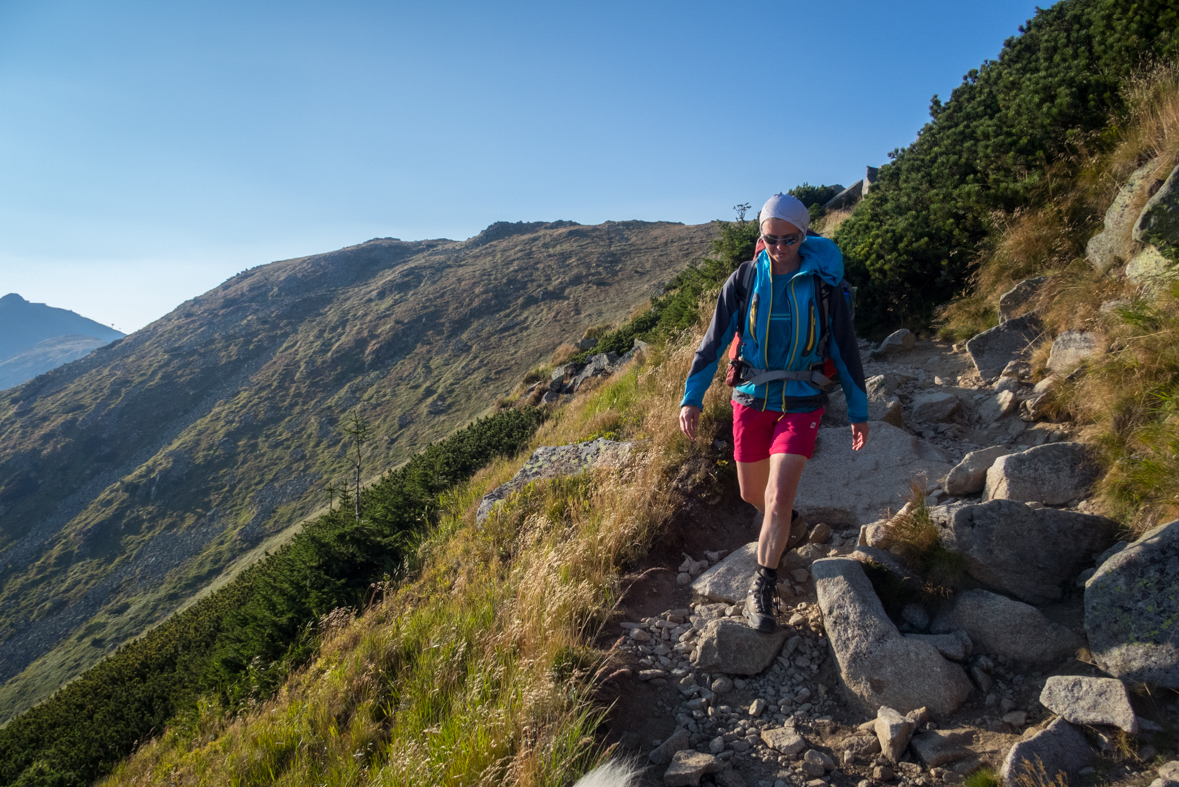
[[792, 235, 844, 286]]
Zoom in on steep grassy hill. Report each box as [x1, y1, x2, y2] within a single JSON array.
[[0, 219, 715, 723]]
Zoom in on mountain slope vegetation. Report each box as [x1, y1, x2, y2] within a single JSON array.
[[836, 0, 1179, 333], [0, 220, 714, 724], [6, 0, 1179, 784]]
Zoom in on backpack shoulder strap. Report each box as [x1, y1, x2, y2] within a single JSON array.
[[735, 259, 757, 338]]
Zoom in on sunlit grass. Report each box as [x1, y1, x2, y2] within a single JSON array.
[[101, 324, 730, 787]]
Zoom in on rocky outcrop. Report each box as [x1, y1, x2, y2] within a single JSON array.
[[1000, 718, 1093, 787], [1085, 518, 1179, 687], [813, 557, 972, 716], [983, 443, 1101, 507], [874, 329, 917, 357], [910, 391, 960, 423], [1134, 163, 1179, 253], [930, 500, 1115, 603], [476, 438, 634, 522], [1126, 246, 1179, 292], [966, 315, 1043, 381], [793, 422, 952, 526], [1046, 331, 1100, 374], [1088, 160, 1160, 272], [944, 446, 1011, 496], [1039, 675, 1139, 733], [931, 589, 1083, 665], [998, 276, 1048, 323]]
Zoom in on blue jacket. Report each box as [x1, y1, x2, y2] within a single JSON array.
[[680, 236, 869, 422]]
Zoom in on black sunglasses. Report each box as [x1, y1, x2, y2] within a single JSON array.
[[762, 233, 801, 247]]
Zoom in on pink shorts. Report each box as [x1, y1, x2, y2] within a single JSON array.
[[731, 401, 823, 462]]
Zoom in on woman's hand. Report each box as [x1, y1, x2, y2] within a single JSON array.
[[851, 422, 869, 451], [680, 405, 701, 440]]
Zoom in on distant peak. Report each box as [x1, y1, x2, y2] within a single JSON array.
[[465, 220, 581, 247], [1, 293, 28, 304]]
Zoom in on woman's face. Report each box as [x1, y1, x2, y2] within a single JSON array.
[[761, 217, 803, 271]]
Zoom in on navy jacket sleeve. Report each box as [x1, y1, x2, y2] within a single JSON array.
[[680, 265, 746, 410]]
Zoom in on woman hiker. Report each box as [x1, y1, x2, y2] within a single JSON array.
[[679, 193, 869, 633]]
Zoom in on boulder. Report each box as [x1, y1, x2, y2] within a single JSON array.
[[1047, 332, 1100, 374], [931, 589, 1083, 665], [794, 421, 953, 526], [966, 315, 1043, 381], [812, 557, 972, 716], [649, 728, 692, 764], [1126, 245, 1178, 293], [1088, 160, 1160, 272], [1000, 718, 1093, 787], [874, 329, 917, 357], [858, 518, 893, 549], [825, 375, 904, 428], [690, 618, 788, 675], [930, 500, 1115, 604], [1084, 518, 1179, 687], [664, 750, 723, 786], [875, 706, 916, 763], [998, 276, 1048, 323], [761, 726, 808, 755], [1039, 675, 1138, 733], [910, 730, 975, 767], [691, 542, 758, 605], [570, 351, 622, 391], [944, 446, 1012, 496], [910, 391, 961, 423], [1134, 163, 1179, 252], [904, 633, 970, 662], [477, 438, 633, 522], [978, 390, 1019, 423], [983, 443, 1101, 507]]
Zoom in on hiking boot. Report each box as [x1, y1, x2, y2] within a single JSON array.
[[744, 571, 778, 633]]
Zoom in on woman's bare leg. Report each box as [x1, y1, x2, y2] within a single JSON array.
[[756, 453, 808, 569], [735, 459, 770, 512]]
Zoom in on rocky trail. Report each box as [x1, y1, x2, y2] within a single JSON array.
[[486, 334, 1178, 787]]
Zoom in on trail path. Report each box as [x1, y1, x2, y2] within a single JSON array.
[[596, 338, 1171, 787]]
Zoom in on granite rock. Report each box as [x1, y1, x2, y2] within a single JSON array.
[[931, 499, 1115, 604], [1085, 518, 1179, 687], [813, 557, 972, 716]]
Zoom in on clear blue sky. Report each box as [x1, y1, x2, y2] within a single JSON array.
[[0, 0, 1043, 334]]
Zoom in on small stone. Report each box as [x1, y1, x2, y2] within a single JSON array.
[[678, 572, 693, 586], [750, 698, 768, 717], [631, 628, 652, 642], [712, 676, 734, 694], [650, 728, 692, 765], [663, 749, 724, 786], [1001, 711, 1027, 728]]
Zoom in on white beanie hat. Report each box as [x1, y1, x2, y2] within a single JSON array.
[[758, 193, 809, 235]]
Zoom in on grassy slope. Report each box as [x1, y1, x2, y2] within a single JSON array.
[[99, 317, 735, 787], [936, 62, 1179, 533], [0, 220, 715, 724]]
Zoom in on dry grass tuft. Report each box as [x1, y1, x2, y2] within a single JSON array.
[[887, 482, 968, 593]]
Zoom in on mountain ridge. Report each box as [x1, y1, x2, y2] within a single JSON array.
[[0, 218, 716, 722]]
